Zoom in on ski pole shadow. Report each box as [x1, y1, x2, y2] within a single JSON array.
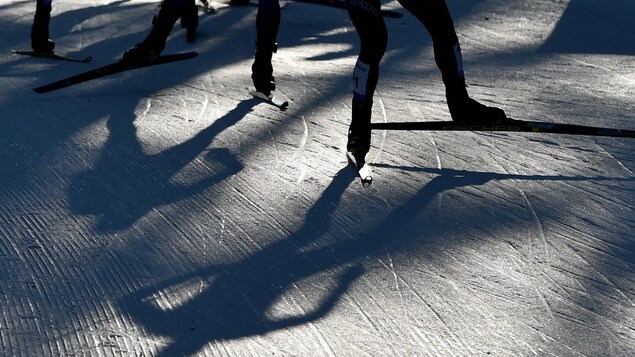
[[373, 163, 635, 186], [68, 98, 261, 232], [323, 160, 635, 274], [119, 166, 363, 356]]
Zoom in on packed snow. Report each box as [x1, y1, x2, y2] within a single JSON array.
[[1, 0, 633, 355]]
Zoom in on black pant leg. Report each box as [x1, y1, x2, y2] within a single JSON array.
[[346, 0, 387, 103], [397, 0, 464, 85], [32, 0, 53, 45]]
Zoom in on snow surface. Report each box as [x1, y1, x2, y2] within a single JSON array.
[[1, 0, 634, 355]]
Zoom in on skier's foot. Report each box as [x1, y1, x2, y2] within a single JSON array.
[[251, 42, 277, 95], [445, 76, 507, 124], [251, 72, 276, 96], [346, 131, 370, 158], [122, 42, 161, 63], [448, 96, 507, 124], [31, 38, 55, 53]]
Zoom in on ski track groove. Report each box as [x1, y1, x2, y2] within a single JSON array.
[[461, 282, 550, 354], [407, 275, 475, 354], [554, 224, 634, 270], [275, 317, 315, 356], [266, 129, 283, 171], [397, 268, 473, 354], [369, 94, 388, 165], [430, 134, 443, 170], [553, 255, 634, 309], [565, 55, 634, 86], [376, 254, 404, 304], [592, 142, 634, 176], [288, 282, 337, 357], [345, 295, 379, 335], [412, 284, 467, 356], [228, 179, 294, 238], [482, 141, 597, 320]]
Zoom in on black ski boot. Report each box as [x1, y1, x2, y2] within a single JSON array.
[[122, 13, 173, 64], [446, 78, 506, 124], [347, 99, 372, 156], [32, 38, 55, 53], [122, 40, 162, 63], [31, 1, 54, 53], [251, 42, 277, 96]]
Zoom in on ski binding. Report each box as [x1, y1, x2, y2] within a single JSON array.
[[249, 90, 290, 109]]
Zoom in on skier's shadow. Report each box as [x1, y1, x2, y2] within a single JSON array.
[[119, 166, 364, 356], [538, 0, 635, 55], [119, 159, 634, 355], [68, 98, 261, 232]]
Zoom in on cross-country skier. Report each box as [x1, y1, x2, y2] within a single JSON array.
[[345, 0, 507, 157], [250, 0, 282, 96], [124, 0, 281, 97], [31, 0, 55, 53], [123, 0, 198, 63]]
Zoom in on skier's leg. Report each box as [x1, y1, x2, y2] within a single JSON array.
[[251, 0, 281, 95], [346, 0, 387, 154], [398, 0, 506, 122], [123, 0, 186, 62], [180, 0, 198, 43], [31, 0, 54, 52]]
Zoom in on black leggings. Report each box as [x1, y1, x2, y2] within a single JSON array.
[[347, 0, 463, 102], [256, 0, 282, 47], [32, 0, 53, 41]]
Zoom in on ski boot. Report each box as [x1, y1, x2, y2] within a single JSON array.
[[347, 99, 372, 158], [446, 79, 506, 124], [122, 13, 173, 64], [251, 72, 276, 97], [251, 42, 277, 96], [31, 38, 55, 53], [122, 41, 162, 63]]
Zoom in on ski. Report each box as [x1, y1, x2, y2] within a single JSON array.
[[33, 51, 198, 94], [12, 50, 92, 63], [199, 0, 289, 13], [249, 90, 290, 110], [370, 118, 635, 138], [346, 150, 372, 187], [292, 0, 403, 18]]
